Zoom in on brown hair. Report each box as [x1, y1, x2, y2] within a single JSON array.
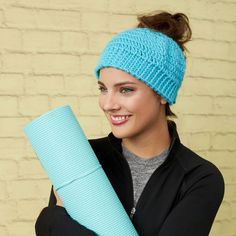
[[137, 11, 192, 119]]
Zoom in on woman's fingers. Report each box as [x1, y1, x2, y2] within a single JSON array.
[[53, 188, 64, 207]]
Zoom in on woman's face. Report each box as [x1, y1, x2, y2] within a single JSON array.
[[98, 67, 167, 140]]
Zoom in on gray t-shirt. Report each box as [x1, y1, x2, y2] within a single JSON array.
[[122, 145, 169, 206]]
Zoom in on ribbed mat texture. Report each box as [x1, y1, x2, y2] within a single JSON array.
[[24, 105, 138, 236]]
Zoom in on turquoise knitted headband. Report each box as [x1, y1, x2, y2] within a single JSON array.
[[95, 28, 186, 105]]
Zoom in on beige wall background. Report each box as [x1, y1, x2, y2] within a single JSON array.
[[0, 0, 235, 235]]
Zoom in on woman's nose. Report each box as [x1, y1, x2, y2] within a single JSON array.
[[101, 93, 121, 111]]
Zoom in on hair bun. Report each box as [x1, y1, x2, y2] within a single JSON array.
[[137, 11, 192, 52]]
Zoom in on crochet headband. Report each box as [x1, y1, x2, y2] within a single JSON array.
[[95, 28, 186, 105]]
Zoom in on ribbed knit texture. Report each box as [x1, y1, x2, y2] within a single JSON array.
[[95, 28, 186, 104], [24, 106, 138, 236]]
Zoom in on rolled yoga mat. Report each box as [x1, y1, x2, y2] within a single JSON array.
[[24, 105, 138, 236]]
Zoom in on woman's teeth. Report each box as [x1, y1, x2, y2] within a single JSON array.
[[111, 115, 129, 121]]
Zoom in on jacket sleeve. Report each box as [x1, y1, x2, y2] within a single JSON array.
[[158, 164, 224, 236], [35, 187, 97, 236]]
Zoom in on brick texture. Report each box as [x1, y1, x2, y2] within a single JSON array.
[[0, 0, 235, 235]]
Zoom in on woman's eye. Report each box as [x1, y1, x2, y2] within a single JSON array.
[[120, 87, 134, 94], [98, 86, 134, 94], [98, 86, 107, 93]]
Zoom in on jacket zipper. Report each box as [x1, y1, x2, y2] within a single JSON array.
[[118, 149, 136, 220], [129, 136, 177, 219], [126, 159, 136, 221], [130, 207, 136, 219], [114, 136, 177, 221]]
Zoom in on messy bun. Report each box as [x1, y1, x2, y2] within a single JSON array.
[[137, 11, 192, 53]]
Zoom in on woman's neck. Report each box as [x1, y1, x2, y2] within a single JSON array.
[[121, 120, 171, 159]]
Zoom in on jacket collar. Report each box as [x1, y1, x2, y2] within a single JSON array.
[[107, 121, 181, 164]]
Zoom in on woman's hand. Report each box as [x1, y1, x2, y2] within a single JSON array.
[[53, 188, 64, 207]]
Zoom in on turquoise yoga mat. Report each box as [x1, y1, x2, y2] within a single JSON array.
[[24, 105, 138, 236]]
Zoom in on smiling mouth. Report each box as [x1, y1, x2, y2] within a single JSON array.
[[110, 115, 131, 125]]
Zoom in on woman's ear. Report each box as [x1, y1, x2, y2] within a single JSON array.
[[155, 93, 167, 105], [160, 97, 167, 105]]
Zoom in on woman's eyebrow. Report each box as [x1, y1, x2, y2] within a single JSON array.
[[97, 81, 137, 87]]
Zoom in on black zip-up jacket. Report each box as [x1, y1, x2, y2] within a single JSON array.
[[35, 123, 224, 236]]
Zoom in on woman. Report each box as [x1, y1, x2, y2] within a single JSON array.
[[36, 11, 224, 236]]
